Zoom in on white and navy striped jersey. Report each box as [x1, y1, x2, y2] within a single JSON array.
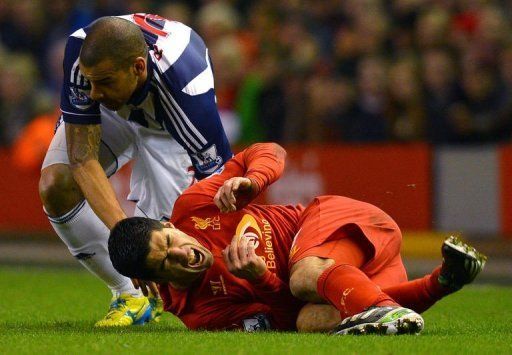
[[60, 13, 232, 179]]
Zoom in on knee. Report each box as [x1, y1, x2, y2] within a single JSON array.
[[39, 164, 83, 216], [289, 266, 320, 302], [296, 304, 341, 333], [290, 257, 335, 302]]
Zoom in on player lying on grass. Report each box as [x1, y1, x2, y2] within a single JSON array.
[[108, 143, 486, 334]]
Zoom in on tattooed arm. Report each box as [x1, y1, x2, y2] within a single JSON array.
[[66, 123, 126, 229]]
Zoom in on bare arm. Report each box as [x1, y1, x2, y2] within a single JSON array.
[[66, 123, 126, 229]]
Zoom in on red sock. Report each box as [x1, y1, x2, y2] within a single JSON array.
[[317, 263, 398, 318], [382, 266, 453, 314]]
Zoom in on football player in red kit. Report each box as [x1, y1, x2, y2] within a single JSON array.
[[108, 143, 486, 334]]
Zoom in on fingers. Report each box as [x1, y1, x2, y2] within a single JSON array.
[[131, 278, 159, 298], [238, 235, 250, 266], [229, 234, 241, 269], [214, 185, 235, 213], [214, 178, 253, 213], [140, 282, 149, 297], [148, 281, 160, 297], [247, 239, 258, 259], [223, 234, 246, 274]]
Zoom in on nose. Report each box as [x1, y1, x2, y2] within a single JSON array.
[[89, 85, 104, 101], [168, 247, 189, 266]]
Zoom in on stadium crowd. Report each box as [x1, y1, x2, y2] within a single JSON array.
[[1, 0, 512, 166]]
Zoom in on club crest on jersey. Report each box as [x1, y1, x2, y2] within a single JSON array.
[[69, 58, 94, 110], [192, 144, 223, 174], [191, 216, 220, 230], [70, 86, 93, 110]]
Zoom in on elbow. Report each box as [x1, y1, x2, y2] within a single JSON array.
[[68, 154, 95, 171], [68, 156, 85, 171], [267, 142, 286, 166], [272, 143, 286, 161]]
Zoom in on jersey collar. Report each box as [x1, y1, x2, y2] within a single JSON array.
[[127, 55, 154, 107]]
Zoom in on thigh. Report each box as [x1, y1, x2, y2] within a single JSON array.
[[42, 110, 137, 176], [129, 125, 194, 220]]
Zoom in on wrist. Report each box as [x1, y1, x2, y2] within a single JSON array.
[[246, 177, 261, 197]]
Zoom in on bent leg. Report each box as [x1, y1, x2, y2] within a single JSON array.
[[297, 265, 453, 332], [39, 115, 137, 296], [289, 230, 398, 319]]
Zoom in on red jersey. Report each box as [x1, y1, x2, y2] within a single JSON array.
[[159, 144, 306, 331]]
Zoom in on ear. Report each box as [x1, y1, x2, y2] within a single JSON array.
[[162, 221, 175, 228], [133, 57, 146, 76]]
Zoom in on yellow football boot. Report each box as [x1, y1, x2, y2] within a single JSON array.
[[94, 294, 151, 327]]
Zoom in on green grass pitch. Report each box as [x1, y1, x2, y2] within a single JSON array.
[[1, 266, 511, 354]]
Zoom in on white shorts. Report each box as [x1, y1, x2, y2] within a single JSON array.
[[42, 108, 194, 220]]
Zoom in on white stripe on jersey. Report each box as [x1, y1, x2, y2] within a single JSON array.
[[60, 109, 100, 116], [156, 21, 193, 72], [153, 69, 208, 146], [70, 57, 79, 85], [151, 84, 200, 153], [70, 28, 86, 39], [181, 48, 215, 96]]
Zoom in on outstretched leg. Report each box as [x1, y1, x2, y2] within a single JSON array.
[[383, 236, 487, 313]]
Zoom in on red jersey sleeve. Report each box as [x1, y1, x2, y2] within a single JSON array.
[[179, 142, 286, 204]]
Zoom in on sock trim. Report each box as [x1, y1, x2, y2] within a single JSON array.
[[47, 200, 86, 224]]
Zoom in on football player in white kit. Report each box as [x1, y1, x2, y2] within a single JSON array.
[[38, 14, 232, 326]]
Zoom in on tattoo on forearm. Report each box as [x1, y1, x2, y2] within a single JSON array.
[[67, 124, 101, 164]]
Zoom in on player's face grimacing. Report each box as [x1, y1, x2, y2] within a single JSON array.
[[80, 57, 145, 111], [145, 223, 214, 288]]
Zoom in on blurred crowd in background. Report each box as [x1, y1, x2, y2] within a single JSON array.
[[2, 0, 512, 171]]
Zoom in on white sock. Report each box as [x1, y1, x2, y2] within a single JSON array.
[[48, 200, 142, 298]]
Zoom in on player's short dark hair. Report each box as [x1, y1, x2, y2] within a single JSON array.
[[79, 16, 148, 69], [108, 217, 163, 280]]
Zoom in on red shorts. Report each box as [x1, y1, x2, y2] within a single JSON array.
[[288, 196, 407, 288]]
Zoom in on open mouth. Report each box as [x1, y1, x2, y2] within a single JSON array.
[[188, 248, 203, 267]]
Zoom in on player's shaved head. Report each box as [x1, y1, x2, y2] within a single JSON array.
[[80, 17, 148, 69], [109, 217, 162, 280]]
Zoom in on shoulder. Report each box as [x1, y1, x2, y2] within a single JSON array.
[[151, 22, 210, 92], [156, 21, 196, 69], [170, 192, 212, 222]]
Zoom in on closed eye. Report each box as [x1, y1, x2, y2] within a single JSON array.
[[159, 234, 171, 271]]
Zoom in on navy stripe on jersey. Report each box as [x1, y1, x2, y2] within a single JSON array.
[[140, 29, 158, 46], [153, 69, 207, 150], [152, 66, 231, 178], [164, 30, 209, 91]]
